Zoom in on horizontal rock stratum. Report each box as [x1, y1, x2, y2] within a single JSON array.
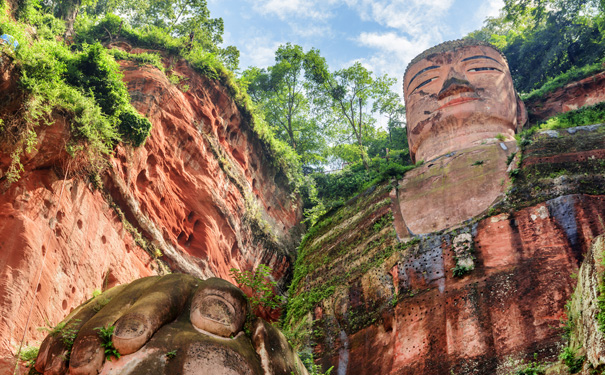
[[286, 124, 605, 375]]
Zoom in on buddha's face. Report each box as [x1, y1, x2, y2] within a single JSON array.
[[404, 45, 525, 162]]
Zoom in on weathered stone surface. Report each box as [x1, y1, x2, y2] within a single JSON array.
[[0, 47, 302, 365], [34, 274, 309, 375], [525, 70, 605, 123], [309, 195, 604, 375], [397, 140, 516, 235], [566, 234, 605, 368], [287, 125, 605, 375], [403, 43, 525, 163]]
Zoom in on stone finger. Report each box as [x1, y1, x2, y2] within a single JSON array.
[[69, 276, 161, 375], [190, 277, 248, 338], [113, 273, 199, 355], [35, 283, 129, 374]]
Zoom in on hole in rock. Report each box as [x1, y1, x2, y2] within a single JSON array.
[[188, 211, 195, 222], [136, 170, 149, 189], [37, 284, 41, 292], [55, 227, 62, 237], [77, 219, 83, 230], [185, 234, 193, 247], [101, 235, 107, 244], [62, 300, 68, 310], [232, 149, 245, 167], [71, 286, 76, 294]]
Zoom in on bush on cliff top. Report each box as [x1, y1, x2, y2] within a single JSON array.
[[74, 12, 305, 194], [522, 60, 605, 102], [0, 5, 151, 182]]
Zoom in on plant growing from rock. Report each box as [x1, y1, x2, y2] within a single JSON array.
[[230, 264, 284, 316], [559, 346, 585, 374], [94, 325, 120, 361]]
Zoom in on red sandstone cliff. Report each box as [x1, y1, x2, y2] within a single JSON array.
[[286, 125, 605, 375], [525, 70, 605, 123], [0, 45, 302, 367]]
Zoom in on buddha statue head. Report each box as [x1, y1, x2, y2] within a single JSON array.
[[403, 39, 527, 163]]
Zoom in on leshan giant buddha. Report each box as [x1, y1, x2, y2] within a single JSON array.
[[395, 39, 527, 235]]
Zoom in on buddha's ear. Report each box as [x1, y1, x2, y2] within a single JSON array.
[[516, 95, 528, 131]]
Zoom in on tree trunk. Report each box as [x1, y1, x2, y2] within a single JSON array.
[[359, 98, 369, 170], [59, 0, 81, 42]]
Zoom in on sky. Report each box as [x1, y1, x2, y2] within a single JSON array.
[[207, 0, 504, 93]]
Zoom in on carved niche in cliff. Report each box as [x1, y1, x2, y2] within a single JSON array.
[[397, 40, 528, 235]]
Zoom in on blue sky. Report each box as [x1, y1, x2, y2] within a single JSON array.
[[207, 0, 504, 92]]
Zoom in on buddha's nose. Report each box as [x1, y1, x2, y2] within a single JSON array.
[[437, 68, 475, 101]]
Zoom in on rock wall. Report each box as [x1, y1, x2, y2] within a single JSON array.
[[286, 124, 605, 375], [525, 70, 605, 123], [0, 47, 302, 365], [565, 234, 605, 374]]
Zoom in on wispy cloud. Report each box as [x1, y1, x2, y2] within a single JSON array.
[[240, 37, 283, 68], [346, 0, 455, 35], [250, 0, 337, 21]]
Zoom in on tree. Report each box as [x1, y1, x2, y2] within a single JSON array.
[[468, 0, 605, 92], [310, 61, 395, 169], [243, 44, 328, 166]]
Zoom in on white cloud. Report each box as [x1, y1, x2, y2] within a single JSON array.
[[250, 0, 337, 21], [240, 37, 283, 68], [346, 0, 455, 35], [478, 0, 504, 19]]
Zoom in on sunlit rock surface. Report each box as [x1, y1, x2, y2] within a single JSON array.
[[525, 71, 605, 123], [287, 124, 605, 375], [0, 45, 302, 364]]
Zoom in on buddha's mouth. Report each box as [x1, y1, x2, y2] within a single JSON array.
[[436, 96, 479, 110]]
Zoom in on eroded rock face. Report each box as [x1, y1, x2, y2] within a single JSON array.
[[525, 70, 605, 123], [565, 234, 605, 370], [308, 195, 605, 375], [287, 125, 605, 375], [0, 46, 302, 364]]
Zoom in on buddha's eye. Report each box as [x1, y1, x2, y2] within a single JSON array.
[[468, 67, 501, 72], [412, 77, 438, 93]]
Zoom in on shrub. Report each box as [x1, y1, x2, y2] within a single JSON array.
[[118, 109, 152, 146], [230, 264, 284, 316], [559, 347, 585, 374], [541, 102, 605, 130], [94, 325, 120, 361]]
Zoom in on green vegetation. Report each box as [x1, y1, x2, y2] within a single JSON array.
[[19, 345, 39, 368], [0, 3, 152, 183], [95, 325, 121, 361], [540, 102, 605, 129], [298, 351, 333, 375], [522, 59, 605, 101], [165, 350, 178, 360], [40, 319, 81, 360], [285, 180, 421, 343], [469, 0, 605, 94], [452, 263, 474, 277], [513, 354, 546, 375], [559, 347, 585, 373], [230, 264, 285, 316]]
